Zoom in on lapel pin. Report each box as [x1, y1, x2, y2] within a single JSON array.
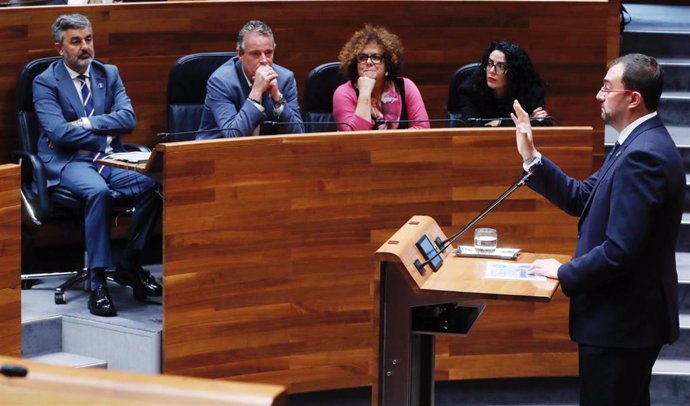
[[98, 82, 104, 89]]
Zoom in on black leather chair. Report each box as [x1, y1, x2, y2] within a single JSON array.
[[446, 62, 481, 127], [166, 52, 235, 141], [15, 56, 144, 304], [302, 62, 347, 133]]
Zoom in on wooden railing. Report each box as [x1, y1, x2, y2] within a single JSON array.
[[0, 355, 286, 405]]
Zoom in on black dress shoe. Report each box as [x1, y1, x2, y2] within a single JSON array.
[[88, 285, 117, 317], [112, 264, 163, 301]]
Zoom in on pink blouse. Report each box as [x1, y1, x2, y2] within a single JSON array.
[[332, 78, 430, 131]]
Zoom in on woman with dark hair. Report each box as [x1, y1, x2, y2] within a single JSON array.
[[332, 25, 429, 131], [458, 40, 553, 127]]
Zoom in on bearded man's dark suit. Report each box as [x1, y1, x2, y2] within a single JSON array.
[[527, 114, 683, 405]]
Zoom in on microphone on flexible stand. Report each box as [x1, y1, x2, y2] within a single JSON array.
[[413, 169, 535, 275], [157, 127, 236, 140], [373, 116, 557, 128], [157, 125, 269, 140], [263, 120, 355, 131], [157, 120, 355, 140], [460, 116, 558, 127], [374, 118, 465, 127]]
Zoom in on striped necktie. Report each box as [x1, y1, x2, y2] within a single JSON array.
[[77, 74, 94, 117], [77, 74, 109, 177]]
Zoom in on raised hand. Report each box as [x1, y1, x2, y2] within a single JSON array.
[[511, 99, 539, 161]]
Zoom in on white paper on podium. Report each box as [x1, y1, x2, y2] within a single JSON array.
[[483, 261, 546, 281]]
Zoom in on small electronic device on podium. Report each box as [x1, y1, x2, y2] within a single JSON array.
[[373, 215, 566, 406], [413, 234, 443, 274]]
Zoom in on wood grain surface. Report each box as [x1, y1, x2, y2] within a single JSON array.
[[0, 355, 286, 406], [0, 164, 21, 357], [0, 0, 621, 394], [0, 1, 618, 167], [158, 127, 590, 392]]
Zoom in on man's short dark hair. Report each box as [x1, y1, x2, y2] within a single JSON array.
[[52, 14, 92, 44], [609, 53, 664, 111]]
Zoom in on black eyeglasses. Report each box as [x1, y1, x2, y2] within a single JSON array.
[[483, 59, 508, 75], [356, 53, 384, 64]]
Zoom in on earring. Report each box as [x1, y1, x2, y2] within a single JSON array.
[[385, 71, 388, 77]]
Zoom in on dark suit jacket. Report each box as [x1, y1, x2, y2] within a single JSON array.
[[528, 115, 683, 348], [196, 56, 304, 139], [33, 60, 136, 188]]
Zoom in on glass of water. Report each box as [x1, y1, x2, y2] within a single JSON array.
[[474, 228, 497, 253]]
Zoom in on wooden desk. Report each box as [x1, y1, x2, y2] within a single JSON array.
[[141, 127, 586, 393], [374, 215, 570, 405], [0, 164, 21, 357], [0, 355, 286, 406]]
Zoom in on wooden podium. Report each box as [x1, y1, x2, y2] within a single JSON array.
[[373, 215, 569, 406]]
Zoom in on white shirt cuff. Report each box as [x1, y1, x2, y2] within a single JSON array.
[[522, 152, 542, 172]]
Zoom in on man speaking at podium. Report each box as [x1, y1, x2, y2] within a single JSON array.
[[512, 53, 683, 405]]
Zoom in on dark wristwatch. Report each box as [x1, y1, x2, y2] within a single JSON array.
[[273, 95, 285, 109]]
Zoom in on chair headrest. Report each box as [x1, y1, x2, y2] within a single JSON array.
[[166, 52, 236, 105], [16, 56, 62, 112], [447, 62, 481, 112], [303, 62, 346, 113]]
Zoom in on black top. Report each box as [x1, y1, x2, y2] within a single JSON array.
[[457, 84, 554, 127]]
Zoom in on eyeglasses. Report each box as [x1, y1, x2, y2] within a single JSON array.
[[599, 85, 635, 95], [356, 53, 384, 64], [484, 59, 508, 74]]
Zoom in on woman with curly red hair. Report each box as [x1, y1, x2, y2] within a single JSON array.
[[333, 25, 429, 131]]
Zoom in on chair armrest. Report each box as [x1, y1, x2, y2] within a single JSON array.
[[12, 149, 51, 219], [123, 143, 151, 153]]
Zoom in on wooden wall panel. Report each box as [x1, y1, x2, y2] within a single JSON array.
[[0, 164, 21, 357], [0, 1, 613, 167], [160, 127, 591, 392]]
